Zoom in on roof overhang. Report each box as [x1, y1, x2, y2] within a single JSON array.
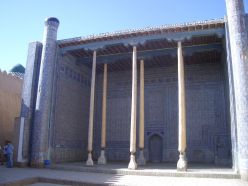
[[58, 18, 225, 51], [57, 18, 225, 69]]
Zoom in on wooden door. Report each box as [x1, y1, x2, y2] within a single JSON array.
[[149, 134, 163, 163]]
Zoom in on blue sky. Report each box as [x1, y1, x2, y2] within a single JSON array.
[[0, 0, 247, 71]]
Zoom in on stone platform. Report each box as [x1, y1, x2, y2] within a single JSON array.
[[0, 165, 246, 186], [50, 162, 239, 179]]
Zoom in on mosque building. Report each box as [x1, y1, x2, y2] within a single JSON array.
[[15, 0, 248, 181]]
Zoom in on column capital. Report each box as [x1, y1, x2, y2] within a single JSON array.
[[132, 45, 137, 49], [178, 41, 182, 47], [124, 39, 145, 47], [93, 50, 97, 56], [82, 47, 102, 52]]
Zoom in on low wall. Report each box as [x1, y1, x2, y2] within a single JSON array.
[[0, 70, 23, 145]]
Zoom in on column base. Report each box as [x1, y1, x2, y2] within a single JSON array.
[[240, 170, 248, 181], [15, 162, 28, 168], [128, 154, 137, 170], [98, 149, 107, 165], [30, 161, 45, 168], [86, 152, 94, 166], [137, 149, 146, 166], [177, 153, 187, 171]]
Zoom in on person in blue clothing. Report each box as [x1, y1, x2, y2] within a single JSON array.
[[3, 141, 8, 165], [6, 140, 14, 168], [0, 145, 4, 165]]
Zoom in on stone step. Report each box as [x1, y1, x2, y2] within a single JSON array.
[[49, 163, 240, 179]]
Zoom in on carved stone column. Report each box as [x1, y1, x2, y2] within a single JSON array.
[[226, 0, 248, 181], [98, 63, 108, 165], [86, 50, 97, 166], [128, 46, 138, 170], [177, 41, 187, 171], [30, 17, 59, 167], [137, 59, 146, 165]]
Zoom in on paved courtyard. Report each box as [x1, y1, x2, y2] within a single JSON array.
[[0, 165, 247, 186]]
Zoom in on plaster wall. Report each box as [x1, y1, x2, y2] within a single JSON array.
[[0, 71, 23, 145]]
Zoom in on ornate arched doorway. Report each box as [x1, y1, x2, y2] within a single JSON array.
[[149, 134, 163, 163]]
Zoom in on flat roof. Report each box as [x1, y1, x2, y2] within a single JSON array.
[[58, 18, 225, 48]]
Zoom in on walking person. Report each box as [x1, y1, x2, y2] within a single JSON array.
[[0, 145, 4, 165], [3, 141, 8, 166], [6, 140, 14, 168]]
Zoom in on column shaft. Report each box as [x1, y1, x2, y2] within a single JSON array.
[[177, 41, 187, 171], [98, 63, 107, 164], [137, 59, 146, 165], [139, 59, 144, 149], [101, 63, 107, 148], [128, 46, 138, 169], [86, 50, 97, 166], [178, 41, 186, 153]]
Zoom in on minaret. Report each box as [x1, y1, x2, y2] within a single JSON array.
[[226, 0, 248, 181], [30, 17, 59, 167]]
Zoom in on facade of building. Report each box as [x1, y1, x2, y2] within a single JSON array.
[[15, 0, 248, 181]]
